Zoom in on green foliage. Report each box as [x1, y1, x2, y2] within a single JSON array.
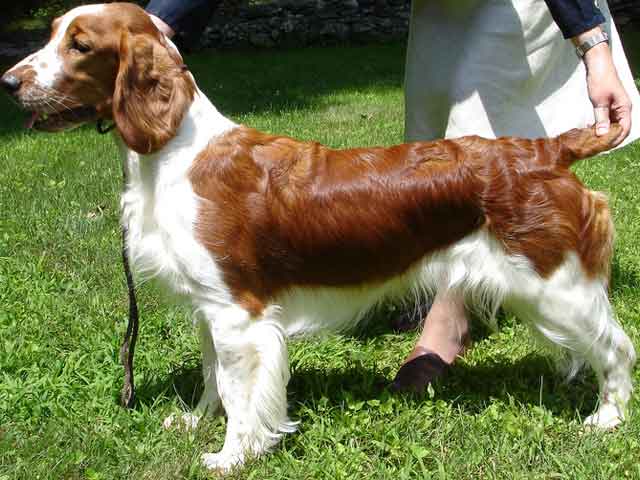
[[5, 1, 80, 24], [30, 1, 78, 19], [4, 0, 146, 26], [1, 42, 639, 479]]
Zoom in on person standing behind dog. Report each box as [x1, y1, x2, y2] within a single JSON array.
[[146, 0, 218, 48], [393, 0, 639, 392], [144, 0, 638, 391]]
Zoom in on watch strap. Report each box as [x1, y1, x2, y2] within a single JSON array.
[[576, 31, 609, 58]]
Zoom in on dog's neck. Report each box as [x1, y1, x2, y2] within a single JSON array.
[[119, 87, 237, 185]]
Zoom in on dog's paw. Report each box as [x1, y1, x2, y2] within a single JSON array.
[[583, 403, 623, 430], [162, 412, 201, 431], [202, 451, 244, 473]]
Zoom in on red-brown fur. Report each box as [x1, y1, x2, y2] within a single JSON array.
[[112, 21, 195, 154], [190, 125, 620, 315]]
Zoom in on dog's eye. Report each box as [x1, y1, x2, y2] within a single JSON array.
[[71, 39, 91, 54]]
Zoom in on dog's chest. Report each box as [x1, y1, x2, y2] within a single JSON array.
[[120, 152, 227, 301]]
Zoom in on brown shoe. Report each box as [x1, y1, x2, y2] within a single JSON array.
[[390, 348, 449, 393]]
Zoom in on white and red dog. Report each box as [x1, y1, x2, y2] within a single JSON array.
[[2, 3, 635, 471]]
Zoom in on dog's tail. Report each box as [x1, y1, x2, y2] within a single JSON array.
[[554, 123, 622, 168]]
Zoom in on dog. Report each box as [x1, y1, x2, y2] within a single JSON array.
[[2, 3, 635, 472]]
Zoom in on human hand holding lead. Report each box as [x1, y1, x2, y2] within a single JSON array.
[[574, 27, 632, 146]]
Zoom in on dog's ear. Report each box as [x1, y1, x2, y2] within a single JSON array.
[[113, 30, 195, 154]]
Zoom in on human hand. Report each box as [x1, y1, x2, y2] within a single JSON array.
[[574, 28, 631, 146]]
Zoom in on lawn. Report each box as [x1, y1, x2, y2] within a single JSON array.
[[1, 40, 640, 479]]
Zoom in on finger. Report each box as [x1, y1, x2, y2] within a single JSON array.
[[612, 105, 631, 146], [593, 106, 611, 136]]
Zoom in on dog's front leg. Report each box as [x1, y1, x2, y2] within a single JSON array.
[[201, 305, 296, 472], [163, 314, 222, 430]]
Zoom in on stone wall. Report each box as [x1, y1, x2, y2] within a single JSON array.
[[201, 0, 639, 50], [202, 0, 411, 49]]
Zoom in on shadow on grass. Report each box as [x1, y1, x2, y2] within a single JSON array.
[[186, 43, 403, 119], [136, 347, 597, 423], [288, 354, 597, 421], [134, 363, 204, 410]]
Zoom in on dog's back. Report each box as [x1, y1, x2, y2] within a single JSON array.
[[190, 125, 620, 311]]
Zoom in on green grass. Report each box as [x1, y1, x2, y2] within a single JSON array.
[[1, 42, 640, 479]]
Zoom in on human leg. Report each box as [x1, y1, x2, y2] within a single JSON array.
[[391, 290, 469, 392]]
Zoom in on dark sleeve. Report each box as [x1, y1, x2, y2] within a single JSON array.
[[543, 0, 605, 39], [146, 0, 215, 32]]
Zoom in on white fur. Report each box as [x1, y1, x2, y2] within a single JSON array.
[[120, 88, 235, 305], [509, 253, 635, 429], [277, 229, 513, 338], [112, 62, 634, 473]]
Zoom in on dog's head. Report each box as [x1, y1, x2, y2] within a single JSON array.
[[1, 2, 195, 154]]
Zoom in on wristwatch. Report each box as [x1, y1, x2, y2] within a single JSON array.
[[575, 31, 609, 58]]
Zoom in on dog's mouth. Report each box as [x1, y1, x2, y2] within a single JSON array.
[[25, 106, 99, 132]]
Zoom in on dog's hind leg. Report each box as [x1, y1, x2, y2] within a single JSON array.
[[163, 313, 222, 431], [201, 304, 296, 472], [510, 255, 636, 429]]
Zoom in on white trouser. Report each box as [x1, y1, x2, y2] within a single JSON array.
[[404, 0, 640, 147]]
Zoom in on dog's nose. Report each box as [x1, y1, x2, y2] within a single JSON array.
[[0, 73, 21, 94]]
